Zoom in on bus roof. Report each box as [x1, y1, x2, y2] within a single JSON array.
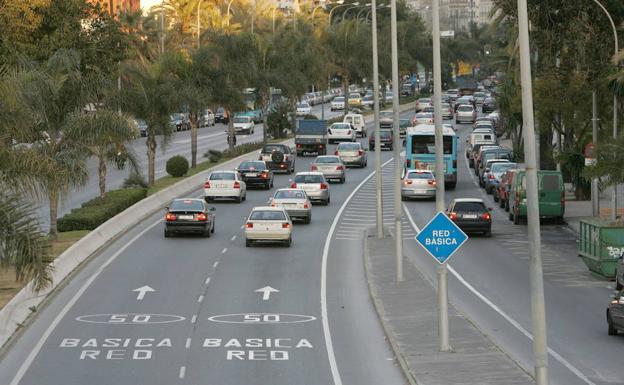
[[406, 124, 456, 136]]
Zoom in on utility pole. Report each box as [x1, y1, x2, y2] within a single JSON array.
[[592, 91, 599, 217], [160, 1, 165, 55], [432, 0, 449, 352], [390, 0, 402, 282], [372, 0, 383, 239], [517, 0, 549, 384]]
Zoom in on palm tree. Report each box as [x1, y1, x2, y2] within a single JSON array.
[[63, 109, 139, 197]]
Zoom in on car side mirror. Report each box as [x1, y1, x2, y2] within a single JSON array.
[[209, 207, 216, 212]]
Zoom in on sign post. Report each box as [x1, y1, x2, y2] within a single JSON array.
[[416, 212, 468, 350]]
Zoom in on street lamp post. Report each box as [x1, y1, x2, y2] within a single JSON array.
[[390, 0, 402, 282], [328, 2, 358, 26], [226, 0, 236, 27], [371, 0, 383, 239], [312, 1, 344, 26], [342, 4, 369, 23]]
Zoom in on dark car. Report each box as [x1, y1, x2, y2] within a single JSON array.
[[215, 107, 229, 124], [482, 97, 497, 113], [446, 198, 492, 236], [607, 289, 624, 335], [236, 160, 274, 189], [164, 198, 215, 238], [369, 129, 394, 150], [170, 113, 191, 131], [135, 119, 148, 137], [616, 253, 624, 290], [259, 144, 295, 174]]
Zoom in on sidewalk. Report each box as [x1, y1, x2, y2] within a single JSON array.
[[364, 233, 535, 385], [563, 183, 624, 234]]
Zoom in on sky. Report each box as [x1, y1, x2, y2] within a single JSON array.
[[140, 0, 161, 12]]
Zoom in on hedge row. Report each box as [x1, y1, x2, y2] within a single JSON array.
[[57, 188, 147, 232]]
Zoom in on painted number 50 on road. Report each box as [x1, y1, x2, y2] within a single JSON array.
[[243, 314, 280, 323]]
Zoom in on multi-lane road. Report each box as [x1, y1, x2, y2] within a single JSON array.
[[3, 106, 623, 385]]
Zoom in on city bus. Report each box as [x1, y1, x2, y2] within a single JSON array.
[[404, 124, 458, 189]]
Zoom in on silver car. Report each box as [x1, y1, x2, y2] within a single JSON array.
[[401, 169, 436, 200], [310, 155, 346, 183], [245, 207, 293, 247], [291, 172, 330, 205], [335, 142, 367, 168], [270, 188, 312, 224]]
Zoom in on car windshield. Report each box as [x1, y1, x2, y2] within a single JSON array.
[[407, 171, 433, 179], [349, 94, 360, 99], [338, 143, 361, 151], [416, 113, 433, 119], [364, 96, 373, 100], [379, 130, 392, 138], [458, 106, 473, 112], [209, 172, 235, 180], [297, 103, 309, 108], [380, 112, 393, 118], [419, 99, 431, 103], [170, 199, 204, 211], [262, 145, 287, 153], [334, 97, 345, 102], [491, 163, 516, 173], [331, 123, 350, 130], [453, 201, 486, 212], [294, 174, 323, 183], [250, 210, 286, 221], [239, 161, 265, 170], [233, 117, 249, 123], [217, 108, 225, 113], [315, 156, 340, 164], [274, 190, 306, 199]]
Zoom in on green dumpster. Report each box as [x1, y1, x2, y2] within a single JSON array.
[[578, 218, 624, 279]]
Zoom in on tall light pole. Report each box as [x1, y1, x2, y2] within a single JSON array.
[[197, 0, 203, 48], [590, 0, 619, 221], [517, 0, 549, 384], [312, 1, 344, 26], [328, 2, 357, 26], [342, 4, 370, 23], [390, 0, 402, 282], [356, 3, 381, 34], [371, 0, 383, 239], [431, 0, 448, 352], [226, 0, 236, 27]]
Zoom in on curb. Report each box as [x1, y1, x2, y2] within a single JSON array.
[[363, 230, 420, 385], [0, 138, 293, 350]]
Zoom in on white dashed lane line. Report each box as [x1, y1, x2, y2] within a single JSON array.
[[178, 366, 186, 379]]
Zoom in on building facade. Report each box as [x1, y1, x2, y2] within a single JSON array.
[[407, 0, 493, 31], [87, 0, 141, 15]]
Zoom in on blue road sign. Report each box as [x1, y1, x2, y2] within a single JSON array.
[[415, 212, 468, 264]]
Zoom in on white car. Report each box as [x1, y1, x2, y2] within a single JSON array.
[[245, 206, 293, 247], [411, 112, 434, 125], [200, 109, 215, 127], [415, 98, 432, 111], [269, 188, 312, 224], [343, 113, 366, 137], [385, 91, 393, 103], [296, 102, 312, 116], [204, 171, 247, 202], [327, 122, 356, 143], [233, 116, 255, 134], [331, 96, 345, 111], [401, 169, 436, 200], [456, 104, 476, 124]]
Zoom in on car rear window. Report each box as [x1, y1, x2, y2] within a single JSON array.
[[274, 190, 306, 199], [458, 106, 473, 112], [233, 116, 250, 123], [239, 161, 265, 170], [407, 171, 433, 179], [170, 199, 204, 211], [453, 202, 486, 212], [210, 172, 235, 180], [262, 145, 288, 153], [315, 156, 340, 164], [331, 123, 350, 130], [295, 174, 323, 183], [491, 163, 516, 173], [334, 97, 345, 102], [338, 143, 360, 150], [541, 175, 561, 191], [250, 210, 286, 221], [379, 130, 392, 138]]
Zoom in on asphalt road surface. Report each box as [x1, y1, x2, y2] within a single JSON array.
[[0, 111, 408, 385], [35, 103, 343, 230]]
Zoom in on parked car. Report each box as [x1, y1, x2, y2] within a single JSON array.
[[469, 142, 497, 168], [479, 159, 512, 188], [164, 198, 216, 238], [482, 97, 497, 113], [244, 206, 293, 247], [200, 109, 215, 127], [310, 155, 346, 183], [296, 102, 312, 116], [335, 142, 367, 168], [204, 170, 247, 203], [291, 171, 331, 205], [233, 115, 255, 135], [476, 148, 514, 179], [446, 198, 492, 237], [327, 122, 356, 143], [331, 96, 346, 111], [269, 188, 312, 224], [135, 119, 148, 137], [259, 144, 295, 173], [348, 93, 362, 107], [484, 162, 517, 194], [369, 129, 394, 150], [496, 168, 521, 211], [379, 111, 394, 129], [385, 91, 394, 103], [362, 95, 374, 108], [473, 91, 487, 105], [170, 113, 190, 131], [236, 160, 274, 190], [466, 130, 496, 158], [401, 169, 436, 200], [607, 289, 624, 335], [508, 170, 565, 224], [455, 104, 476, 124], [215, 107, 229, 124], [343, 113, 367, 137]]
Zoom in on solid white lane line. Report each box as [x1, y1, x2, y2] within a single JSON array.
[[213, 261, 219, 269], [179, 366, 186, 379], [191, 315, 198, 324], [221, 248, 228, 254], [231, 235, 237, 241], [402, 203, 596, 385], [321, 157, 394, 385], [205, 277, 211, 285], [197, 295, 204, 303], [9, 219, 162, 385], [185, 338, 192, 349]]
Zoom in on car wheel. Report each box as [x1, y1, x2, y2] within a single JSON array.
[[245, 239, 253, 247], [211, 221, 215, 233], [340, 177, 345, 184], [484, 230, 492, 237], [304, 215, 311, 224], [504, 200, 510, 211], [242, 193, 246, 201], [369, 146, 374, 151], [325, 198, 330, 206], [285, 237, 292, 247], [236, 196, 243, 203], [164, 228, 172, 238], [608, 312, 618, 335], [513, 210, 520, 225], [203, 227, 211, 238], [509, 210, 514, 221]]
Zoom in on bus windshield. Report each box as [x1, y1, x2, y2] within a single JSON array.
[[411, 135, 453, 155]]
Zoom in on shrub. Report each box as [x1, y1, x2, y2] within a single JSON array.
[[222, 141, 265, 159], [58, 188, 147, 232], [205, 149, 223, 163], [166, 155, 189, 177], [302, 114, 319, 120], [123, 172, 148, 189]]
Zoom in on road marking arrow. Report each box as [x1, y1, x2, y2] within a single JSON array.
[[133, 286, 155, 300], [255, 286, 279, 301]]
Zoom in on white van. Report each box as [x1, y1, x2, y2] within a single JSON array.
[[343, 113, 366, 137], [466, 130, 496, 157]]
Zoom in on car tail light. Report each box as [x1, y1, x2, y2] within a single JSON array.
[[303, 203, 310, 209], [280, 164, 286, 168], [233, 181, 241, 189], [428, 180, 436, 185], [311, 165, 318, 171], [270, 202, 276, 207], [449, 212, 457, 221], [282, 222, 290, 229], [358, 150, 363, 156], [403, 179, 413, 185], [246, 222, 253, 228], [319, 144, 324, 148], [320, 183, 328, 190], [261, 172, 268, 179], [291, 183, 297, 188], [196, 213, 208, 221], [204, 181, 211, 189], [335, 151, 339, 155], [488, 174, 495, 179], [336, 165, 344, 170], [166, 213, 177, 221], [296, 144, 301, 148], [481, 212, 491, 221]]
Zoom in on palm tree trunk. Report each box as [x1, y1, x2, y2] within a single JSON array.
[[227, 109, 235, 151], [147, 135, 157, 185], [342, 76, 349, 115], [49, 189, 58, 239], [190, 111, 198, 168], [261, 90, 269, 143], [98, 156, 107, 198]]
